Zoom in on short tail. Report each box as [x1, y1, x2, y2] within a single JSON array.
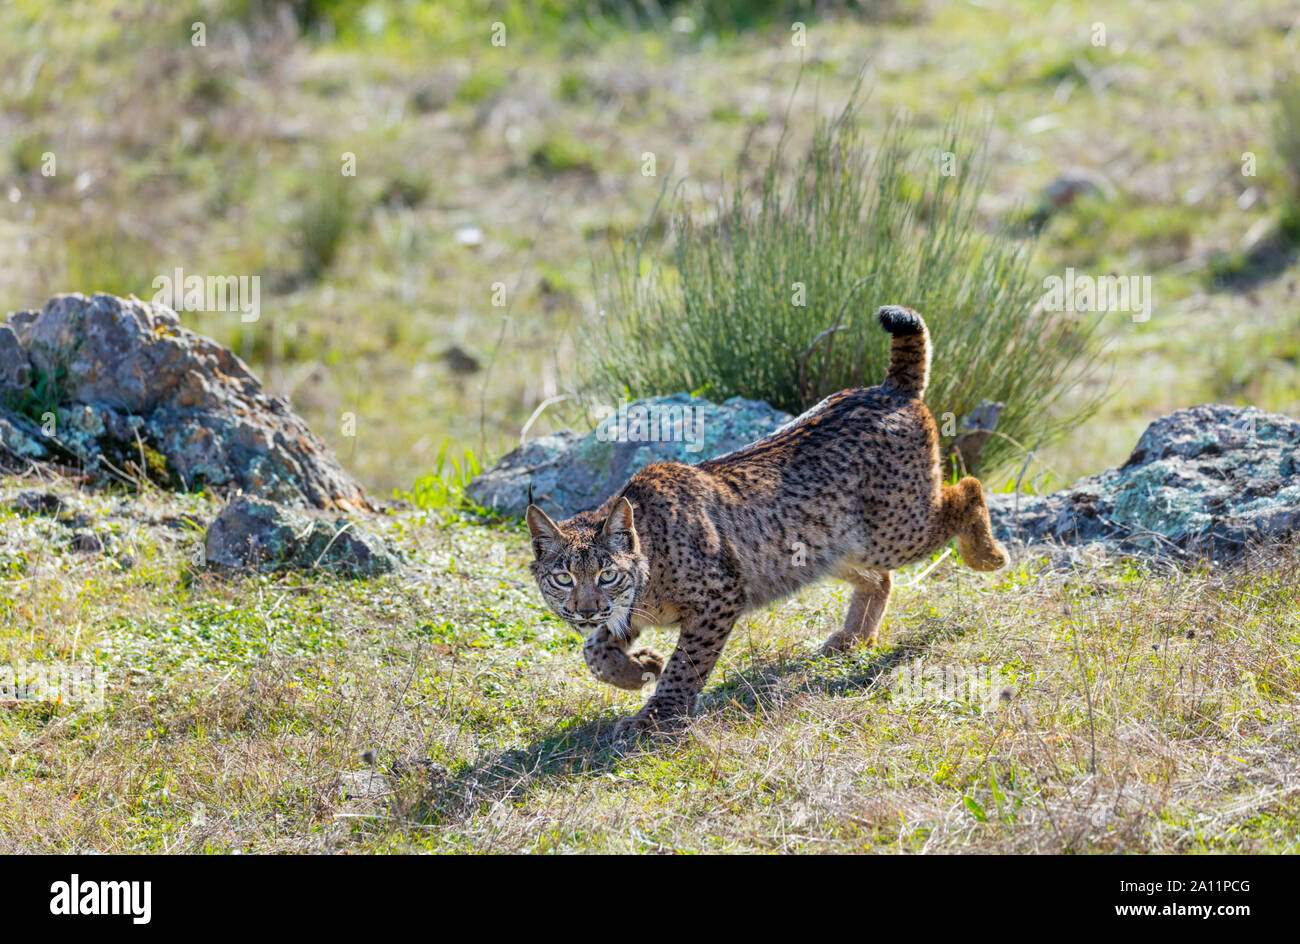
[[877, 305, 930, 398]]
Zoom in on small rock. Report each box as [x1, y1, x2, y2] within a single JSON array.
[[1043, 168, 1111, 209], [10, 490, 64, 516], [68, 532, 107, 554], [440, 344, 481, 375], [0, 411, 48, 468], [204, 496, 401, 577], [388, 757, 452, 790]]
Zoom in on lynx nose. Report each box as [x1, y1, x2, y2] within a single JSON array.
[[574, 607, 600, 620]]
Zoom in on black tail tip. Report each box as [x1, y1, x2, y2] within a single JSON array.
[[877, 305, 925, 336]]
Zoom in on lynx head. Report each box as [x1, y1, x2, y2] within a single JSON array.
[[525, 497, 648, 637]]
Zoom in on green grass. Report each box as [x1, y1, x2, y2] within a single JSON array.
[[2, 364, 64, 427], [400, 440, 485, 511]]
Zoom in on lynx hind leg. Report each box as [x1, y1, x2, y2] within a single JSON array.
[[946, 477, 1008, 572], [823, 569, 892, 654], [583, 626, 665, 691]]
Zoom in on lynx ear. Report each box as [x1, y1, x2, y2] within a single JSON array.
[[525, 504, 562, 558], [601, 497, 638, 551]]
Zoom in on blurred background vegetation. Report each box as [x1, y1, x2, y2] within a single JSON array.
[[1, 0, 1298, 497]]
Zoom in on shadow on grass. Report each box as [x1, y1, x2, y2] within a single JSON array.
[[701, 616, 963, 714], [385, 716, 624, 827], [384, 618, 963, 827]]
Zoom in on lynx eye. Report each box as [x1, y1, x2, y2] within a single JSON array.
[[552, 572, 574, 587], [597, 569, 618, 585]]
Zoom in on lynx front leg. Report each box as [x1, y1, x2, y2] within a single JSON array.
[[583, 625, 665, 691], [614, 605, 740, 740], [823, 569, 891, 653]]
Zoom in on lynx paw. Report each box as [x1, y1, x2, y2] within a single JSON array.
[[820, 630, 880, 655], [610, 700, 687, 749], [960, 533, 1009, 571], [610, 715, 647, 749], [585, 641, 665, 691], [628, 647, 666, 682]]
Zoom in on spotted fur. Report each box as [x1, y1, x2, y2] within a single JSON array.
[[527, 306, 1008, 739]]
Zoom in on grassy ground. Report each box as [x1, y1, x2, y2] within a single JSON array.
[[2, 0, 1299, 494], [2, 476, 1297, 853]]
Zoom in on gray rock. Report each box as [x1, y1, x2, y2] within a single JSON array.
[[7, 490, 91, 528], [204, 496, 400, 577], [1, 293, 368, 510], [467, 393, 793, 518], [988, 404, 1300, 560], [0, 324, 30, 394], [950, 399, 1004, 471], [68, 532, 108, 554], [9, 490, 64, 516]]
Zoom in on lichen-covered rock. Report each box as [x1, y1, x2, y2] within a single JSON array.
[[467, 393, 793, 518], [204, 496, 400, 577], [0, 410, 48, 467], [0, 324, 31, 394], [988, 404, 1300, 560], [0, 293, 368, 509]]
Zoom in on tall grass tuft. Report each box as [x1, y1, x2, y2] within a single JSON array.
[[1276, 70, 1300, 238], [298, 172, 353, 281], [581, 93, 1103, 475]]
